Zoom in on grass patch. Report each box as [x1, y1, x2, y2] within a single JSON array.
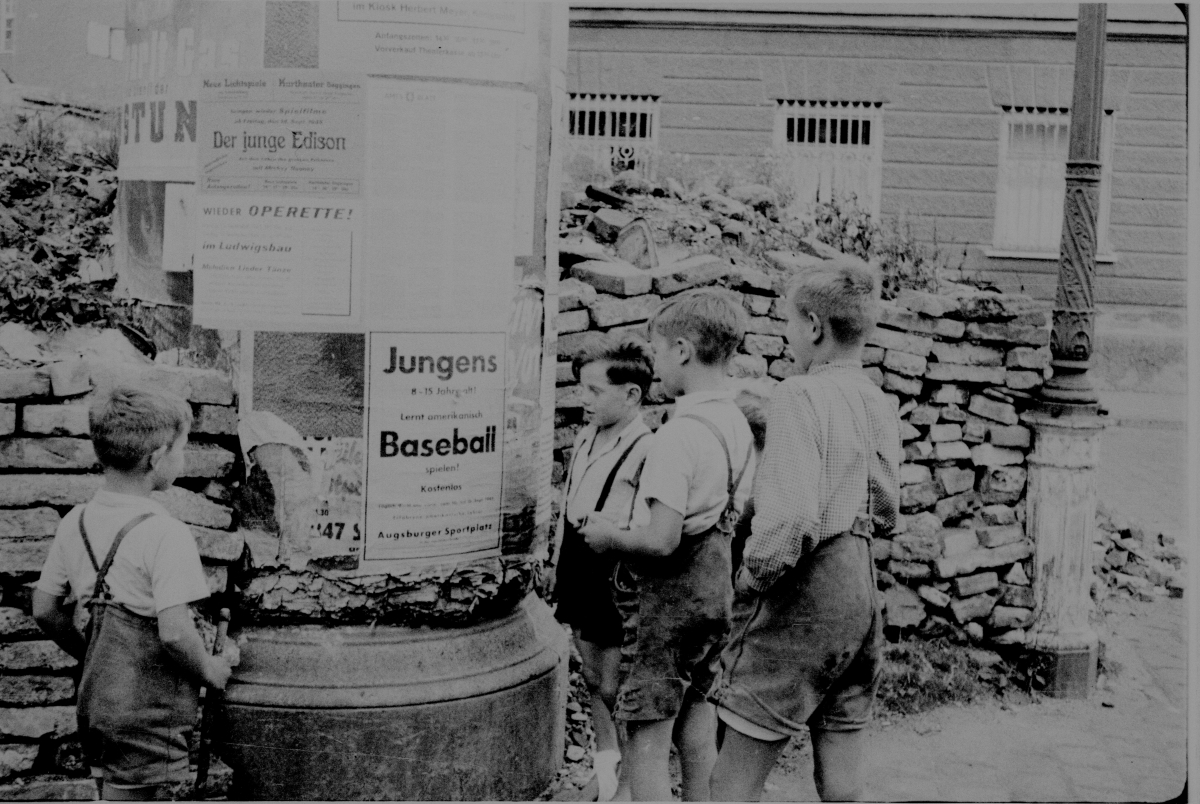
[[877, 637, 1041, 718]]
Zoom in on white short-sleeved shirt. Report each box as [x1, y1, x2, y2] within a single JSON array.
[[632, 390, 756, 536], [564, 414, 653, 528], [37, 490, 211, 619]]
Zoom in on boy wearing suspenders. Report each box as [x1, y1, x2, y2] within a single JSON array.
[[582, 289, 755, 801], [33, 386, 236, 800], [553, 337, 654, 800]]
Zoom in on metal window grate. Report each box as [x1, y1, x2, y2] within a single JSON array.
[[568, 94, 657, 141], [772, 101, 884, 217], [566, 94, 660, 177], [778, 100, 882, 147], [993, 107, 1113, 254]]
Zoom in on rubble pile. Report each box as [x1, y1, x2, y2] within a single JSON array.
[[1091, 504, 1186, 602]]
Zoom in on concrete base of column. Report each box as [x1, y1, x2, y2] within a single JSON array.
[[1040, 644, 1099, 699], [1021, 406, 1108, 699]]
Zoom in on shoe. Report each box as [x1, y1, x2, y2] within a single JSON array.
[[593, 750, 620, 801]]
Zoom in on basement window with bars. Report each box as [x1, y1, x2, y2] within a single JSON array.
[[773, 100, 884, 217], [567, 94, 659, 177], [992, 107, 1114, 257]]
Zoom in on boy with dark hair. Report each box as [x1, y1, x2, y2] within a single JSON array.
[[554, 335, 655, 800], [582, 287, 755, 801], [33, 385, 236, 801], [708, 257, 901, 802]]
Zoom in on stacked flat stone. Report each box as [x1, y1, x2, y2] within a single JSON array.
[[0, 343, 241, 794], [862, 287, 1050, 646]]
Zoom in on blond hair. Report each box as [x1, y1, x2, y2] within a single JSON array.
[[647, 287, 747, 365], [89, 385, 193, 472], [787, 257, 880, 345]]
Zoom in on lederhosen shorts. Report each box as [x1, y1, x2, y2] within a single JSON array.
[[709, 521, 883, 739], [611, 408, 753, 722], [611, 526, 734, 721], [78, 602, 200, 785], [555, 433, 649, 648], [75, 510, 199, 787]]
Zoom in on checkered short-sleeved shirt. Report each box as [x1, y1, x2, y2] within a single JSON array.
[[741, 360, 900, 593]]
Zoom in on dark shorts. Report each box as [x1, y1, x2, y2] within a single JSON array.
[[611, 528, 733, 722], [78, 604, 199, 785], [709, 531, 882, 738], [555, 522, 624, 647]]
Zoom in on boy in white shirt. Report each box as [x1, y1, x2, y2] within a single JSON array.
[[554, 335, 654, 800], [582, 288, 755, 801], [33, 386, 236, 801]]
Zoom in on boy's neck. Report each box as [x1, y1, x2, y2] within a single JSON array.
[[674, 363, 731, 398], [593, 409, 639, 447], [809, 340, 864, 371], [101, 469, 159, 499]]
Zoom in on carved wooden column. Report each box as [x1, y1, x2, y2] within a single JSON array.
[[1023, 4, 1109, 698]]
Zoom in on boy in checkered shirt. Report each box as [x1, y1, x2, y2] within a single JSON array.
[[708, 257, 900, 802]]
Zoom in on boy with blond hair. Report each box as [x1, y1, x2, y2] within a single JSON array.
[[34, 386, 236, 801], [708, 257, 900, 802], [582, 288, 755, 801]]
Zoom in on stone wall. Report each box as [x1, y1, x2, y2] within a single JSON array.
[[0, 330, 242, 795], [553, 241, 1053, 647]]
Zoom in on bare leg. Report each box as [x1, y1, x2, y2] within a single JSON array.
[[673, 689, 719, 801], [622, 718, 675, 802], [576, 636, 622, 754], [811, 728, 866, 802], [577, 635, 624, 800], [709, 725, 788, 802]]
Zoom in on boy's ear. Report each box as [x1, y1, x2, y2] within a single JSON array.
[[675, 337, 695, 364], [146, 441, 171, 473], [807, 311, 825, 345]]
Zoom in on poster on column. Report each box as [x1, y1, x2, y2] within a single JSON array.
[[121, 0, 265, 181], [362, 79, 531, 332], [192, 197, 361, 330], [363, 332, 506, 564], [197, 71, 365, 195], [192, 70, 366, 330], [318, 1, 536, 84]]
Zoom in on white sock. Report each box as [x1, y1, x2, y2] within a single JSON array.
[[593, 749, 620, 801]]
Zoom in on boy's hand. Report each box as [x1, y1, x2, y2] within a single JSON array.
[[204, 655, 233, 691], [734, 565, 758, 597], [580, 517, 620, 554], [220, 642, 241, 668]]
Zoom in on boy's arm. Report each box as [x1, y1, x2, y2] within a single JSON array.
[[580, 499, 683, 558], [158, 604, 232, 690], [872, 405, 902, 536], [738, 388, 822, 594], [31, 590, 86, 662]]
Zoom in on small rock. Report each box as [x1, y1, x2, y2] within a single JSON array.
[[566, 745, 586, 762]]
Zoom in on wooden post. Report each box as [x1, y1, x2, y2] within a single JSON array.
[[1023, 4, 1110, 698]]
